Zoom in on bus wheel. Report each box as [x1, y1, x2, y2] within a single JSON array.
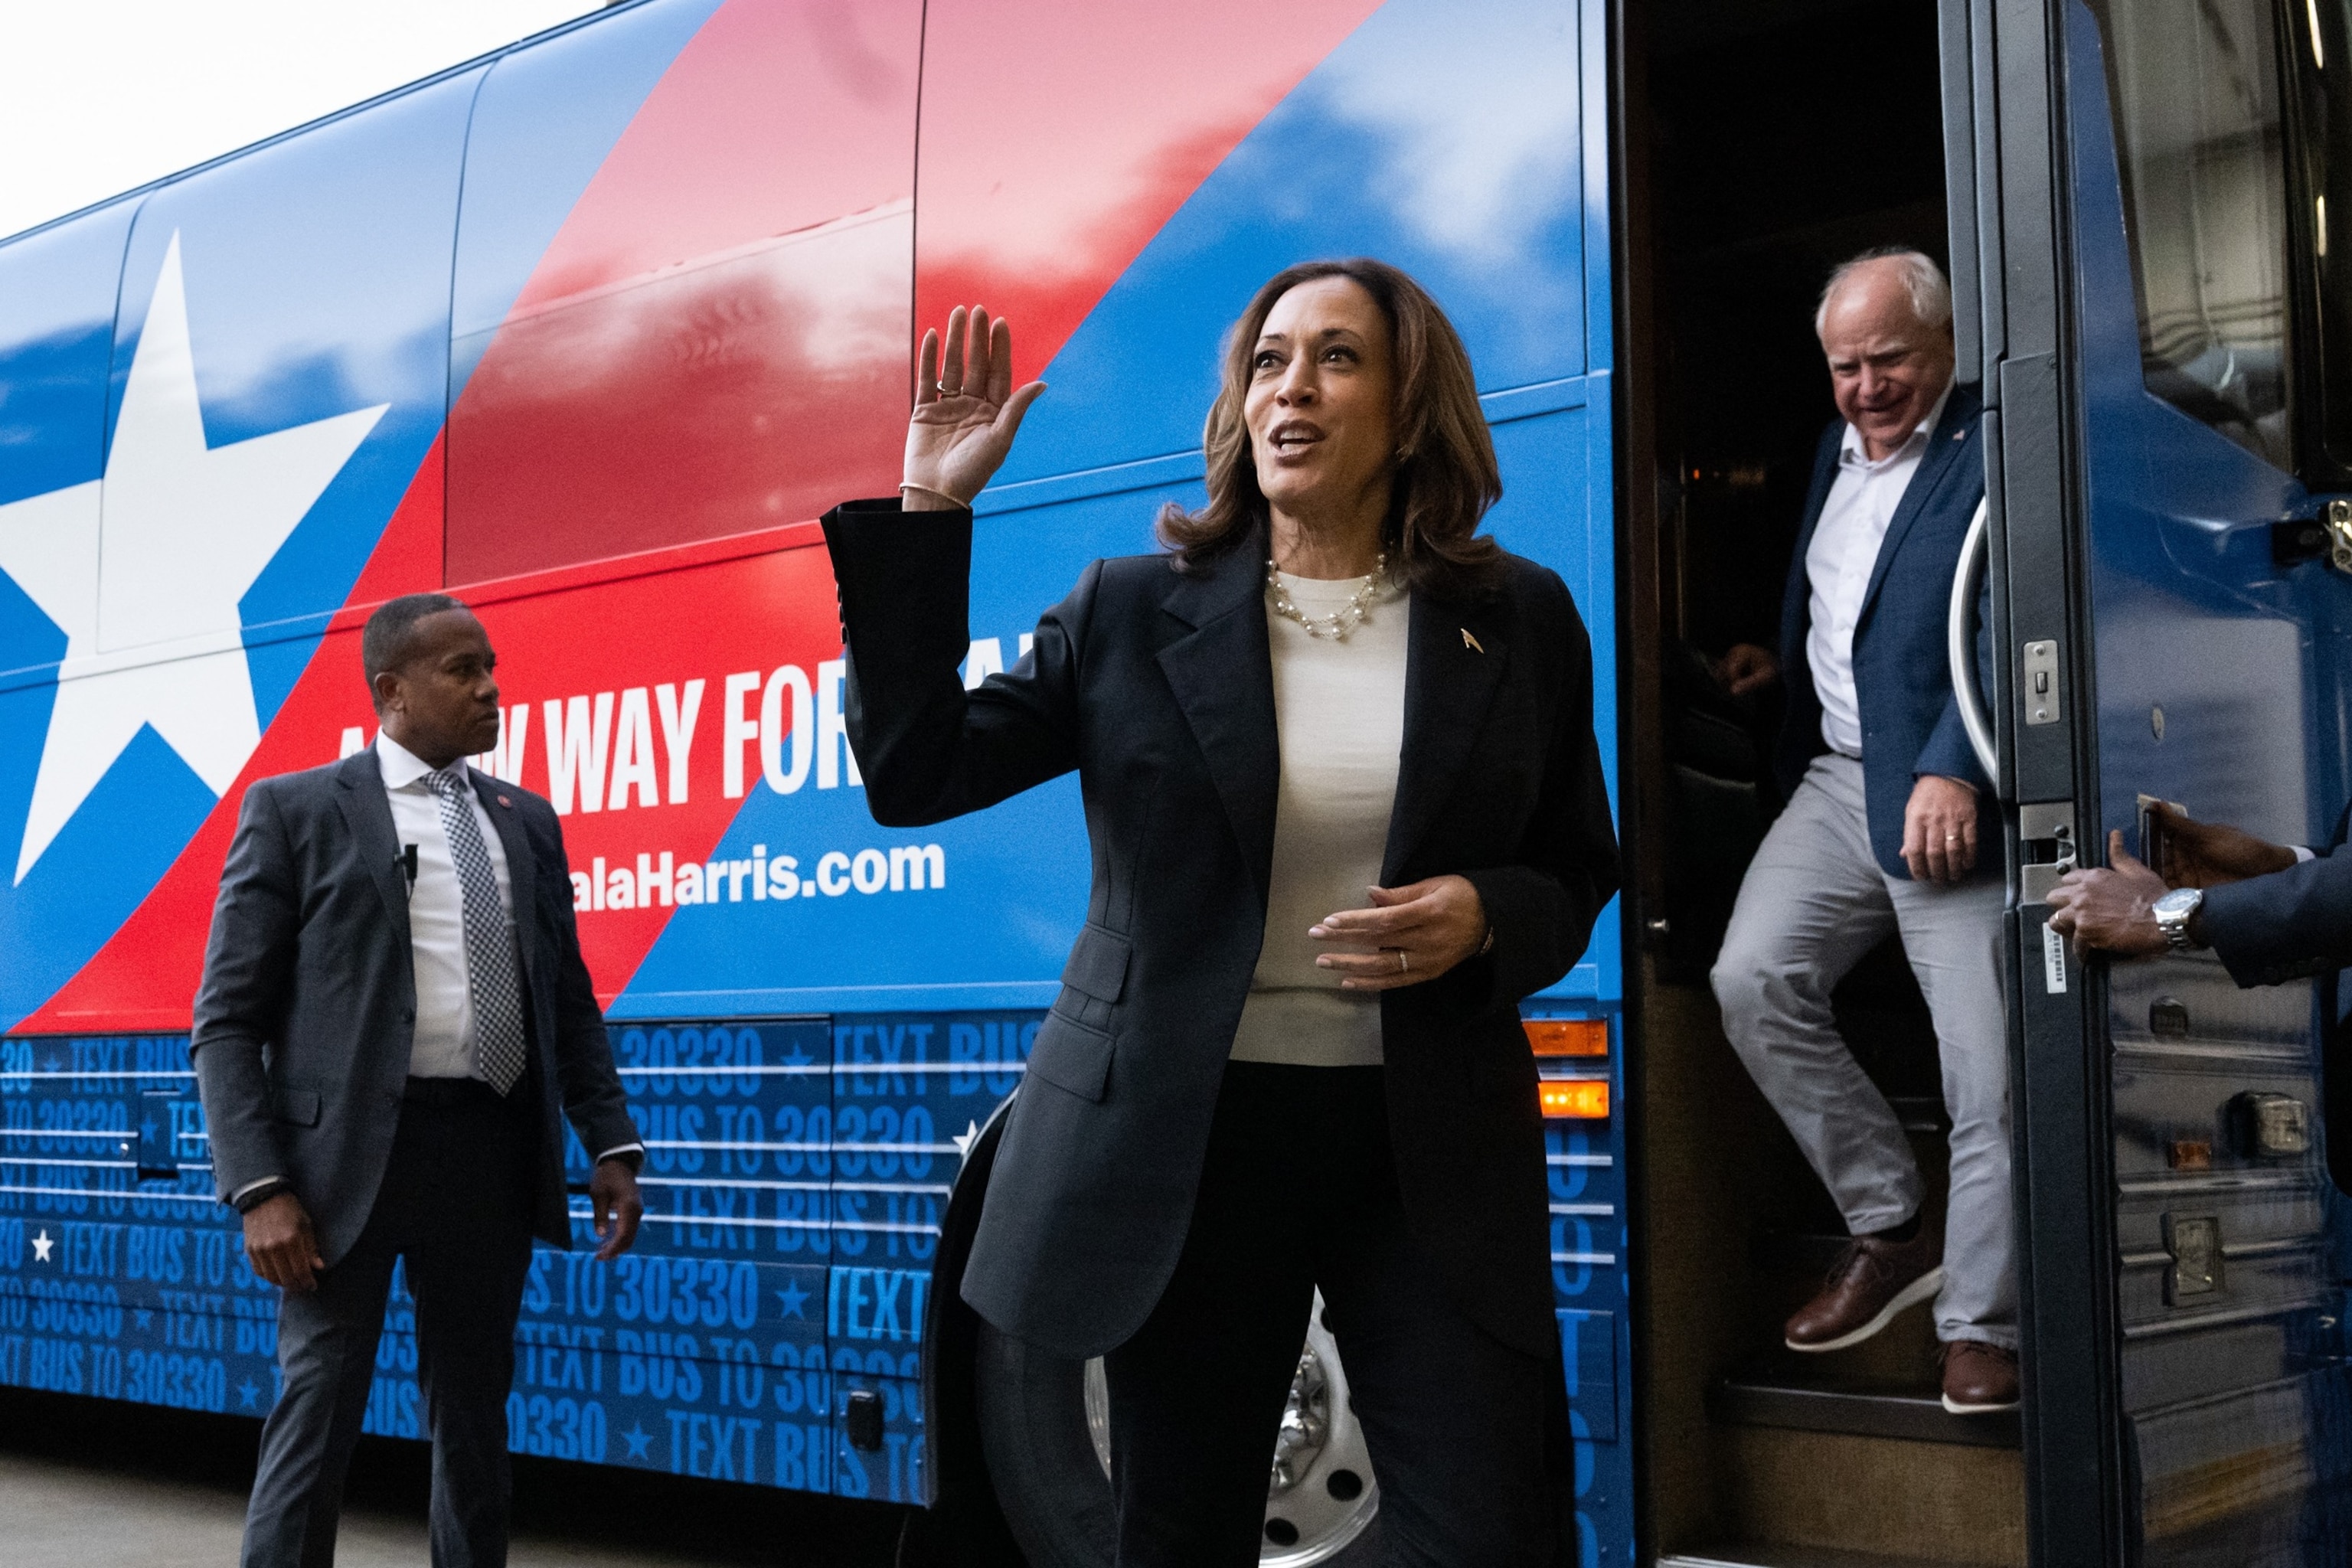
[[975, 1292, 1383, 1566]]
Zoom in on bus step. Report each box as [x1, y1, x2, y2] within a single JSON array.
[[1661, 1546, 1994, 1568], [1708, 1364, 2020, 1449]]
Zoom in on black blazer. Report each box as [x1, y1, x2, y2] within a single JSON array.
[[823, 501, 1620, 1360], [191, 753, 641, 1266]]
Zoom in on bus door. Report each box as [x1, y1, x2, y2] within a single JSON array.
[[1955, 0, 2352, 1560]]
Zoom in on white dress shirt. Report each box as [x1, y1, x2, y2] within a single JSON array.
[[230, 736, 641, 1206], [1805, 381, 1955, 759], [377, 735, 644, 1166], [1227, 573, 1407, 1068], [378, 732, 516, 1080]]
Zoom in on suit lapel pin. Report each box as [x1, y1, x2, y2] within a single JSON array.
[[497, 795, 512, 808], [1462, 628, 1485, 654]]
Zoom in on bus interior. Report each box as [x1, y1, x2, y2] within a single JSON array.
[[1620, 0, 2031, 1562]]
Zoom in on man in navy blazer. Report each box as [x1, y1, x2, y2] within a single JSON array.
[[1707, 250, 2014, 1414], [193, 593, 645, 1568]]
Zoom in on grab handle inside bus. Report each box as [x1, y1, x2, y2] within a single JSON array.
[[1949, 498, 1998, 783]]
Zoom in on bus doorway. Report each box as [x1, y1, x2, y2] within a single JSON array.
[[1615, 1, 2030, 1562]]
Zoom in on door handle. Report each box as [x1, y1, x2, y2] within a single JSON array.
[[1949, 498, 1998, 782]]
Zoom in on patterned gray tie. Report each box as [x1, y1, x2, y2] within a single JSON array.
[[426, 766, 528, 1095]]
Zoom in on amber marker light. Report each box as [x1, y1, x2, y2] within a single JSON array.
[[1524, 1018, 1609, 1057], [1539, 1080, 1610, 1120]]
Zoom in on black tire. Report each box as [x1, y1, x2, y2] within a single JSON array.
[[972, 1321, 1385, 1567], [974, 1322, 1118, 1567]]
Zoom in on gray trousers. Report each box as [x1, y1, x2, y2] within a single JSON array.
[[1710, 753, 2015, 1348], [242, 1080, 536, 1568]]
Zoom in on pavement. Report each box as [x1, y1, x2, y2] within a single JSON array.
[[0, 1449, 728, 1568], [0, 1387, 905, 1568]]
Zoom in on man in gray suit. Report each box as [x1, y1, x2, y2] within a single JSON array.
[[193, 592, 645, 1568]]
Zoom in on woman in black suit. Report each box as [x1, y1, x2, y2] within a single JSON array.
[[823, 259, 1619, 1567]]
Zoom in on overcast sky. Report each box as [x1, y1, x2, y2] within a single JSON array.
[[0, 0, 604, 240]]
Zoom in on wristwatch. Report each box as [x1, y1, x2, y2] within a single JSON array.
[[2152, 887, 2204, 951]]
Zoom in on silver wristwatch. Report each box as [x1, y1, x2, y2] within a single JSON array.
[[2152, 886, 2204, 951]]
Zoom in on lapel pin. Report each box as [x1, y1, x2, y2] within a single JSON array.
[[1462, 629, 1485, 654], [497, 795, 512, 808]]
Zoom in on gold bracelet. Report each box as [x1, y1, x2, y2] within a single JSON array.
[[899, 482, 969, 508]]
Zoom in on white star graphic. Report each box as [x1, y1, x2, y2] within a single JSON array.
[[951, 1119, 981, 1160], [0, 232, 387, 882], [30, 1228, 54, 1263]]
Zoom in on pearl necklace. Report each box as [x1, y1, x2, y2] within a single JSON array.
[[1265, 553, 1388, 640]]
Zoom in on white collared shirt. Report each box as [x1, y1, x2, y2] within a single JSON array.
[[377, 732, 515, 1081], [1805, 381, 1955, 758], [377, 733, 642, 1168], [227, 736, 641, 1204]]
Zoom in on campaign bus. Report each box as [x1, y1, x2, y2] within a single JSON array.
[[0, 0, 2344, 1563]]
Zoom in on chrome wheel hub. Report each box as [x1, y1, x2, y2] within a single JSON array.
[[1083, 1289, 1380, 1564]]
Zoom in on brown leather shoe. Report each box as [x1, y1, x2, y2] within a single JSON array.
[[1783, 1222, 1942, 1352], [1940, 1338, 2020, 1413]]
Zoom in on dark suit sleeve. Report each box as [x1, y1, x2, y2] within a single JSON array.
[[822, 499, 1088, 826], [2200, 847, 2352, 987], [1457, 572, 1623, 1009], [189, 780, 299, 1202], [532, 803, 642, 1161]]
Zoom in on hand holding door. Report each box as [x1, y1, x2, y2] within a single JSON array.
[[2143, 802, 2298, 889], [902, 305, 1048, 511], [2047, 831, 2173, 957]]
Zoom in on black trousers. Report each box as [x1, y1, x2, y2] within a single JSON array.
[[241, 1078, 537, 1568], [1104, 1063, 1559, 1568]]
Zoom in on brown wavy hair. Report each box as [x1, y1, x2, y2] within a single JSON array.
[[1157, 258, 1504, 599]]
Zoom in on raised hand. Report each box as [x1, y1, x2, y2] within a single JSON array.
[[903, 305, 1047, 510]]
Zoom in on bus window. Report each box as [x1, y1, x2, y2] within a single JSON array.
[[0, 209, 133, 682], [2288, 0, 2351, 477], [445, 0, 920, 586], [2097, 0, 2295, 471]]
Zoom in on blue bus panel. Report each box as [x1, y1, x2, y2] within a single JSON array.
[[0, 0, 1630, 1558]]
